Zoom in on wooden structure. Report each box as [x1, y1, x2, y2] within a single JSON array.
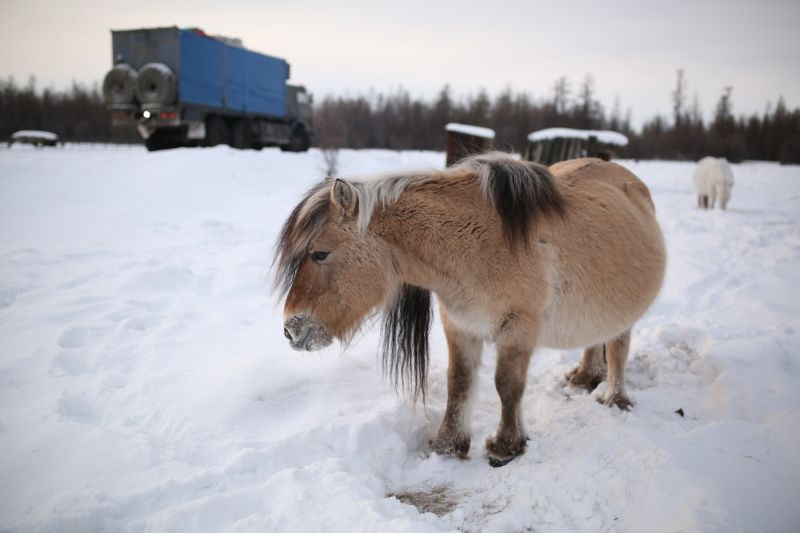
[[523, 128, 628, 165], [445, 123, 495, 166]]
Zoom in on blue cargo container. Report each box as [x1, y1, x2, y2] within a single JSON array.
[[104, 27, 313, 151], [111, 27, 289, 118]]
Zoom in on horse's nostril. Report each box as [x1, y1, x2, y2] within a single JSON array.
[[284, 327, 292, 341]]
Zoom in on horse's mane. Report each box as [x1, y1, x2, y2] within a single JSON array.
[[272, 169, 439, 298], [273, 179, 331, 299], [273, 152, 564, 400], [463, 152, 565, 246]]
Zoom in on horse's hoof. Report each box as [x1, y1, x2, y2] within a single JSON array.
[[485, 434, 526, 467], [566, 366, 603, 392], [487, 454, 516, 468], [598, 393, 633, 411], [428, 435, 470, 459]]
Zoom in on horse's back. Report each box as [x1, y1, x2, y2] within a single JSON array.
[[550, 158, 656, 214]]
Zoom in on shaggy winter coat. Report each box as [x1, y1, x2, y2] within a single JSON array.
[[693, 157, 734, 209]]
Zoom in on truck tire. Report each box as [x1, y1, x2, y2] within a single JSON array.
[[136, 63, 177, 105], [281, 126, 310, 152], [103, 64, 138, 105], [144, 133, 165, 152], [204, 116, 230, 147], [144, 129, 185, 152], [230, 120, 253, 150]]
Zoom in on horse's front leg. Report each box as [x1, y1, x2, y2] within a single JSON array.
[[486, 319, 537, 467], [429, 312, 482, 458]]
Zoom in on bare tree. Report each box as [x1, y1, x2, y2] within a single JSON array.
[[577, 74, 603, 128], [552, 76, 571, 115], [689, 93, 703, 128], [609, 96, 622, 131], [671, 69, 688, 127], [712, 86, 735, 136], [313, 97, 346, 177]]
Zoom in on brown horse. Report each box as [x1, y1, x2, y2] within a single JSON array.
[[274, 153, 666, 466]]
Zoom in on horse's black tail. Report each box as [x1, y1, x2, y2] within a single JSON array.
[[381, 284, 432, 402]]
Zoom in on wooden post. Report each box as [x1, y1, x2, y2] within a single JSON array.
[[587, 135, 598, 158], [445, 123, 495, 166]]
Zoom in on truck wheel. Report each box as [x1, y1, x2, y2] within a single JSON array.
[[230, 120, 253, 150], [144, 130, 184, 152], [144, 134, 164, 152], [103, 64, 138, 105], [205, 116, 230, 147], [281, 127, 310, 152], [136, 63, 177, 105]]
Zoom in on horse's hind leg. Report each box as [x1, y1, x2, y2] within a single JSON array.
[[598, 329, 633, 410], [566, 344, 607, 391], [429, 313, 482, 458]]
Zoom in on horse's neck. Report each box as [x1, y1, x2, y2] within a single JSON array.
[[373, 184, 489, 296]]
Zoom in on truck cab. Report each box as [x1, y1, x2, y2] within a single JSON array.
[[282, 85, 313, 152]]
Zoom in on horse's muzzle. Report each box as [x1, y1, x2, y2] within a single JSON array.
[[283, 314, 333, 352]]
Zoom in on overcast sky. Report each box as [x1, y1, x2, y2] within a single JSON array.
[[1, 0, 798, 128]]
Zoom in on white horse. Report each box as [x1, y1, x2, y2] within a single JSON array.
[[693, 157, 734, 210]]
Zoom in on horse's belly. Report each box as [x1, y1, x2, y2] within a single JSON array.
[[538, 268, 663, 349], [537, 281, 657, 349], [444, 305, 497, 339], [538, 303, 618, 349]]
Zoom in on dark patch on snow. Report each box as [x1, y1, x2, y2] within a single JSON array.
[[389, 484, 458, 516]]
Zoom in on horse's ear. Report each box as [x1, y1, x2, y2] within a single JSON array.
[[331, 179, 357, 217]]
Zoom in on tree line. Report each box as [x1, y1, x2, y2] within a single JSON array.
[[628, 70, 800, 163], [2, 72, 798, 163], [315, 71, 799, 164], [0, 76, 139, 144]]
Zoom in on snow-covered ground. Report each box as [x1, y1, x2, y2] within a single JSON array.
[[1, 145, 799, 532]]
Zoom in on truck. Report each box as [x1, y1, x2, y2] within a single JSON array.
[[102, 27, 313, 152]]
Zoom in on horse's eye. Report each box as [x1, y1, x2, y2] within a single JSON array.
[[311, 251, 330, 263]]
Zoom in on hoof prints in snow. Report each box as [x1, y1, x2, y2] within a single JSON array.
[[58, 394, 102, 425], [53, 350, 91, 376], [0, 286, 24, 308], [124, 265, 196, 292], [627, 327, 713, 390], [122, 314, 163, 332], [58, 325, 106, 349]]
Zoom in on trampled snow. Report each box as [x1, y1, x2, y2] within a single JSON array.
[[1, 145, 799, 532]]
